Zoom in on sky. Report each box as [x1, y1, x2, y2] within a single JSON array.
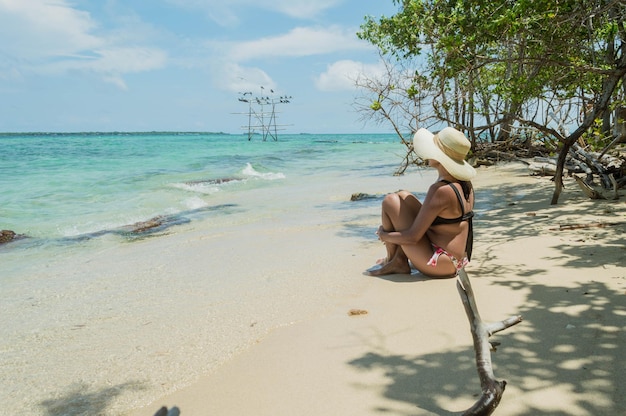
[[0, 0, 400, 134]]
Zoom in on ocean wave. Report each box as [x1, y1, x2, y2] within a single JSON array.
[[171, 164, 283, 195], [184, 196, 210, 210], [241, 162, 285, 180]]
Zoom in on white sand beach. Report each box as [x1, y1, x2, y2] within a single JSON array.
[[128, 162, 625, 416], [2, 162, 624, 415]]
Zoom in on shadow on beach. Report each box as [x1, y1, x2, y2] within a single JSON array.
[[347, 276, 624, 415], [342, 177, 625, 414], [39, 381, 145, 416], [472, 180, 626, 270]]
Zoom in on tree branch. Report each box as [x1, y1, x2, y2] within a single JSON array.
[[456, 269, 523, 416]]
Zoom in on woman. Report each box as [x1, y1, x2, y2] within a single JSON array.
[[368, 127, 476, 278]]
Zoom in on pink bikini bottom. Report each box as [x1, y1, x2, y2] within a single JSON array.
[[427, 244, 469, 272]]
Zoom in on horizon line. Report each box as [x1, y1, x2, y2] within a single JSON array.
[[0, 130, 399, 136]]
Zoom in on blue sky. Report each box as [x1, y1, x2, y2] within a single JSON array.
[[0, 0, 399, 134]]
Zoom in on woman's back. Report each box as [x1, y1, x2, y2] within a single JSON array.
[[426, 181, 474, 261]]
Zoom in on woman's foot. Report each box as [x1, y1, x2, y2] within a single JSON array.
[[366, 258, 411, 276], [364, 256, 389, 273]]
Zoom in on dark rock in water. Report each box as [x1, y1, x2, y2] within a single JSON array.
[[1, 230, 16, 244], [118, 214, 191, 236], [125, 216, 166, 233], [350, 192, 379, 201], [185, 177, 239, 186]]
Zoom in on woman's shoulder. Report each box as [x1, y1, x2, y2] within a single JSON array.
[[430, 180, 473, 198], [426, 181, 457, 206], [428, 180, 456, 196]]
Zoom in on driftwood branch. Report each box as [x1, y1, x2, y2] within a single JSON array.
[[456, 269, 523, 416], [572, 175, 606, 199], [529, 144, 624, 200], [549, 221, 626, 231], [609, 173, 619, 200], [570, 144, 614, 189], [599, 132, 626, 159]]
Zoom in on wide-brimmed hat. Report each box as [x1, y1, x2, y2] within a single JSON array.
[[413, 127, 476, 180]]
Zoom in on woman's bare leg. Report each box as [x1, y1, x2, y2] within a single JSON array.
[[368, 190, 457, 277], [402, 239, 457, 278], [368, 191, 421, 276]]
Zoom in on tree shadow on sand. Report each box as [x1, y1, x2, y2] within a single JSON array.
[[39, 381, 145, 416], [348, 277, 625, 415], [342, 178, 625, 414]]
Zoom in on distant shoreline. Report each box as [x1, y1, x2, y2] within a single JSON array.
[[0, 131, 230, 136], [0, 131, 398, 136]]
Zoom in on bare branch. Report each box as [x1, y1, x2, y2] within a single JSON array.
[[457, 269, 523, 416]]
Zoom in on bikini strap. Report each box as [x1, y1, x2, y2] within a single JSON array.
[[439, 180, 465, 216], [439, 180, 473, 261]]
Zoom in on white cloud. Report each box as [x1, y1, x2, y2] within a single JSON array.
[[228, 26, 370, 62], [0, 0, 101, 59], [0, 0, 166, 87], [166, 0, 342, 24], [250, 0, 342, 19], [211, 62, 277, 94], [164, 0, 239, 26], [92, 47, 167, 73], [315, 60, 386, 91], [41, 47, 168, 90]]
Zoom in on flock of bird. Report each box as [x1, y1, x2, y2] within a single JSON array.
[[238, 90, 292, 104]]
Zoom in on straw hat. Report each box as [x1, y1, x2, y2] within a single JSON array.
[[413, 127, 476, 180]]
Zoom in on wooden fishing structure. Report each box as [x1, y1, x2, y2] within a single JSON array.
[[235, 87, 292, 141]]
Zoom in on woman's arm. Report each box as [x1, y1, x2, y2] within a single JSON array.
[[377, 184, 448, 245]]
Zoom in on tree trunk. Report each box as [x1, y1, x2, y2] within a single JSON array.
[[551, 65, 626, 204], [551, 143, 568, 204]]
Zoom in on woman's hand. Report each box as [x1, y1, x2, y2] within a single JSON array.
[[376, 225, 387, 242]]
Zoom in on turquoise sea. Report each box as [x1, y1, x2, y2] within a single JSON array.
[[1, 131, 435, 415], [1, 132, 405, 259]]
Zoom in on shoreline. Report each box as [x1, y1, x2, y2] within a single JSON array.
[[2, 161, 624, 415], [129, 162, 625, 416], [1, 156, 416, 416]]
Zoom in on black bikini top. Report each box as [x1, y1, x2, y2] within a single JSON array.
[[431, 180, 474, 260]]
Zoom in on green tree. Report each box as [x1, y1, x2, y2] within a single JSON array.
[[359, 0, 626, 204]]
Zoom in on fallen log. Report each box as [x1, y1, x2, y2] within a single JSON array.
[[528, 161, 557, 176], [549, 221, 625, 231], [570, 144, 614, 189], [572, 175, 605, 199], [456, 269, 523, 416], [528, 157, 584, 176]]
